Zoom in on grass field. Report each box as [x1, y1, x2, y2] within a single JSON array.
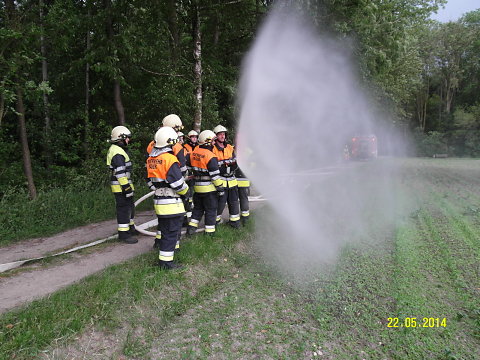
[[1, 158, 479, 359]]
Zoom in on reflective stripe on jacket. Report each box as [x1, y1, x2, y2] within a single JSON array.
[[146, 148, 188, 217], [107, 144, 134, 193], [187, 146, 223, 193], [213, 144, 238, 187], [235, 167, 250, 188]]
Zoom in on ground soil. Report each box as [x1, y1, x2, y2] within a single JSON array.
[[0, 164, 348, 315], [0, 203, 265, 315]]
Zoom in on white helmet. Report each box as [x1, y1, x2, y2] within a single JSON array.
[[162, 114, 183, 131], [188, 130, 199, 137], [198, 130, 216, 145], [110, 126, 131, 142], [154, 127, 178, 148], [213, 125, 227, 134], [177, 131, 184, 137]]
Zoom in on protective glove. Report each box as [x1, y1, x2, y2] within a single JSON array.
[[122, 184, 134, 198], [216, 186, 225, 198], [181, 193, 191, 203]]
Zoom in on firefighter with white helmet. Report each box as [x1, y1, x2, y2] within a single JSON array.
[[177, 131, 185, 144], [185, 130, 224, 236], [146, 114, 188, 249], [182, 129, 199, 218], [146, 127, 189, 270], [146, 114, 187, 176], [184, 130, 199, 154], [212, 125, 241, 228], [106, 125, 138, 244]]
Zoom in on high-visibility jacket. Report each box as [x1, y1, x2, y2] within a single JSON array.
[[147, 140, 187, 175], [187, 146, 223, 193], [183, 142, 197, 154], [213, 143, 238, 188], [146, 147, 189, 217], [235, 167, 250, 188], [107, 144, 134, 193]]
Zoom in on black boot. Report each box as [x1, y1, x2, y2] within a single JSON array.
[[186, 226, 197, 236], [228, 220, 241, 229], [129, 225, 139, 236], [119, 233, 138, 244], [241, 217, 249, 226], [159, 261, 183, 270], [153, 238, 161, 249]]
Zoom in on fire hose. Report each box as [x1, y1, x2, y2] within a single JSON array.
[[0, 191, 265, 273]]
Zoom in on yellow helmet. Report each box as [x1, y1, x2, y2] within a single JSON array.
[[162, 114, 184, 131], [198, 130, 216, 145], [110, 126, 131, 142], [213, 125, 227, 134], [154, 127, 178, 148]]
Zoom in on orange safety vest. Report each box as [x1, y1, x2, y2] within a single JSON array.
[[189, 147, 223, 193], [146, 152, 186, 217], [183, 142, 196, 154], [213, 144, 237, 188], [146, 140, 184, 156]]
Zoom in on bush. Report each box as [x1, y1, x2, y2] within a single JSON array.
[[413, 130, 449, 157]]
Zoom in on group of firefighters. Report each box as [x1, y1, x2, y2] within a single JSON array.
[[106, 114, 250, 270]]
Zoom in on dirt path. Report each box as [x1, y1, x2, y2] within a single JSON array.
[[0, 163, 353, 315], [0, 204, 264, 315]]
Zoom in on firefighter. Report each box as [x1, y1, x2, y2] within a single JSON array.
[[212, 125, 240, 228], [107, 126, 138, 244], [146, 114, 187, 249], [183, 130, 198, 154], [235, 166, 250, 225], [186, 130, 224, 236], [147, 114, 187, 176], [182, 130, 199, 218], [146, 127, 189, 270], [177, 131, 185, 145]]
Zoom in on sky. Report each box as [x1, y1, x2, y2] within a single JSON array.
[[430, 0, 479, 22]]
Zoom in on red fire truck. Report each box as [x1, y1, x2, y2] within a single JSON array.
[[349, 135, 378, 160]]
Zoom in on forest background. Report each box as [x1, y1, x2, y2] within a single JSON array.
[[1, 0, 479, 203]]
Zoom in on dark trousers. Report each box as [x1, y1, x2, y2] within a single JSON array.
[[217, 185, 240, 223], [190, 192, 218, 233], [158, 215, 183, 262], [114, 192, 135, 239], [238, 186, 250, 216]]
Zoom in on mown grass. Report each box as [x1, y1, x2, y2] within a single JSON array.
[[1, 158, 480, 359], [0, 185, 151, 246], [0, 221, 254, 359]]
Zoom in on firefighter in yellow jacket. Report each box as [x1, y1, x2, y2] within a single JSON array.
[[186, 130, 224, 236], [106, 126, 138, 244], [212, 125, 241, 228], [146, 127, 189, 270]]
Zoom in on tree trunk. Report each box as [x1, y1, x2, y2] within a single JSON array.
[[167, 0, 179, 65], [0, 91, 4, 127], [16, 87, 37, 200], [192, 2, 202, 132], [113, 80, 125, 125], [213, 10, 220, 47], [84, 2, 91, 156], [105, 0, 125, 125], [40, 0, 52, 167]]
